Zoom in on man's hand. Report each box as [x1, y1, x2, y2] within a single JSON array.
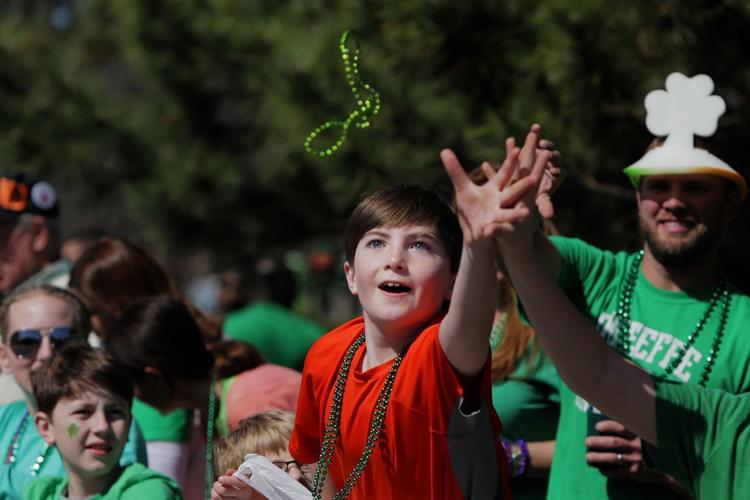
[[585, 420, 647, 479], [536, 134, 565, 220]]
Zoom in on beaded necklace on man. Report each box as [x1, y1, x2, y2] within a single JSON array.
[[4, 410, 52, 475], [615, 250, 730, 386], [311, 332, 408, 500]]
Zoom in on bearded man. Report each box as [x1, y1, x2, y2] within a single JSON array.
[[537, 74, 750, 500]]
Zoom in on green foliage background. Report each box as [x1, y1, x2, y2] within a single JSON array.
[[1, 0, 748, 285]]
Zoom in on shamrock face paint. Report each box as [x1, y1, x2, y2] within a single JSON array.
[[67, 422, 79, 437]]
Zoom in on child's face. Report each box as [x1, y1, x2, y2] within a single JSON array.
[[36, 391, 130, 480], [345, 225, 455, 336], [0, 294, 77, 394], [266, 447, 313, 489]]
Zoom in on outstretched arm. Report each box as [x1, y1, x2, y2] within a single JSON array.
[[439, 131, 547, 378], [498, 219, 659, 445]]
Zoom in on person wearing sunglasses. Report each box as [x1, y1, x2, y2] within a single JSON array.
[[0, 174, 71, 406], [0, 284, 147, 500]]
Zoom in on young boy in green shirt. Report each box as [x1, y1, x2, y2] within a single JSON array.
[[23, 343, 182, 499]]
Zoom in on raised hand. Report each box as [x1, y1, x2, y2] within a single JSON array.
[[441, 135, 548, 245], [536, 130, 565, 220]]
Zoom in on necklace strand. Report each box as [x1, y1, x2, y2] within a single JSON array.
[[4, 410, 52, 475], [615, 250, 730, 385], [311, 332, 407, 500], [205, 375, 217, 500]]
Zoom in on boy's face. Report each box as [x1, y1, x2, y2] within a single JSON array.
[[345, 225, 455, 336], [0, 294, 77, 394], [35, 391, 130, 480]]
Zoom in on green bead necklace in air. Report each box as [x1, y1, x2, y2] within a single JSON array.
[[615, 250, 730, 385], [311, 332, 407, 500], [304, 30, 381, 157]]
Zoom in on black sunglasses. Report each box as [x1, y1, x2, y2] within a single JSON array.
[[9, 327, 76, 360]]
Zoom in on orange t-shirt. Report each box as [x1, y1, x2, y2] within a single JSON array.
[[289, 317, 511, 499]]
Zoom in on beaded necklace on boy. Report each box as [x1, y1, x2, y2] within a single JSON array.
[[204, 375, 217, 500], [311, 332, 408, 500], [4, 410, 52, 475], [615, 250, 730, 385]]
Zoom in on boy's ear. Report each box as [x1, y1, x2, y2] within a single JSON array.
[[344, 261, 358, 295], [34, 411, 56, 446]]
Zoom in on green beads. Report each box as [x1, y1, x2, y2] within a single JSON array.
[[615, 250, 730, 386], [311, 332, 407, 500], [205, 375, 217, 500], [304, 30, 381, 158]]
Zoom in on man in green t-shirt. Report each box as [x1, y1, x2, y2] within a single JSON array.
[[512, 74, 750, 499], [496, 173, 750, 500]]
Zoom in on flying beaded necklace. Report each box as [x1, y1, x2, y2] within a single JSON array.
[[4, 410, 52, 475], [304, 30, 381, 158], [311, 332, 407, 500], [615, 250, 731, 385]]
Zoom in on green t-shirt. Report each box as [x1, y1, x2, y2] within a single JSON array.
[[546, 237, 750, 500], [650, 379, 750, 500], [0, 401, 148, 500], [492, 344, 560, 500], [22, 463, 182, 499], [223, 302, 324, 370], [131, 400, 191, 443]]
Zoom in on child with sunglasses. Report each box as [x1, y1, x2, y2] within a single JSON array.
[[0, 285, 147, 500]]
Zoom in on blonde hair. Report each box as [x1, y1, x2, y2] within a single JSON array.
[[0, 284, 90, 342], [213, 411, 295, 477]]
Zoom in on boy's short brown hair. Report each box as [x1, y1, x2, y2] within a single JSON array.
[[31, 342, 134, 415], [344, 184, 462, 272], [213, 410, 295, 477], [0, 284, 90, 342]]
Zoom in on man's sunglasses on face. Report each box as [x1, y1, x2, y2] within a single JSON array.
[[8, 327, 76, 360]]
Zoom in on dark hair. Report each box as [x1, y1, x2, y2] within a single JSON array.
[[344, 185, 462, 272], [207, 340, 264, 380], [251, 258, 297, 308], [105, 295, 214, 383], [31, 342, 133, 415], [0, 284, 90, 342], [69, 237, 221, 341]]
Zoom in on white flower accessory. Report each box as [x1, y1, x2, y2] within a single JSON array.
[[624, 72, 747, 200]]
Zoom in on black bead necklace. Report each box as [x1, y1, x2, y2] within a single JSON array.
[[311, 332, 407, 500], [615, 250, 730, 385]]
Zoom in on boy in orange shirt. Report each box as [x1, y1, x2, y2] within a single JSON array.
[[288, 131, 549, 499]]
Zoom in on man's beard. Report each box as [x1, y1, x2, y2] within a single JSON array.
[[639, 217, 722, 268]]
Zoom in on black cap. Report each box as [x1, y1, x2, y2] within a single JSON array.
[[0, 174, 59, 217]]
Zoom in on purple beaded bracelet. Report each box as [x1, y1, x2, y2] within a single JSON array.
[[516, 439, 529, 477], [501, 438, 530, 478]]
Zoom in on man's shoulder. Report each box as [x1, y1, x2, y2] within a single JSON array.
[[16, 259, 70, 290]]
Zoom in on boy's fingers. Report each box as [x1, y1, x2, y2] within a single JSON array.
[[499, 175, 539, 207], [480, 162, 496, 184], [495, 142, 520, 190], [440, 149, 469, 189], [483, 207, 531, 236], [518, 124, 541, 176]]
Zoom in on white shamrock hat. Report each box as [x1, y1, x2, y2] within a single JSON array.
[[624, 72, 747, 200]]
